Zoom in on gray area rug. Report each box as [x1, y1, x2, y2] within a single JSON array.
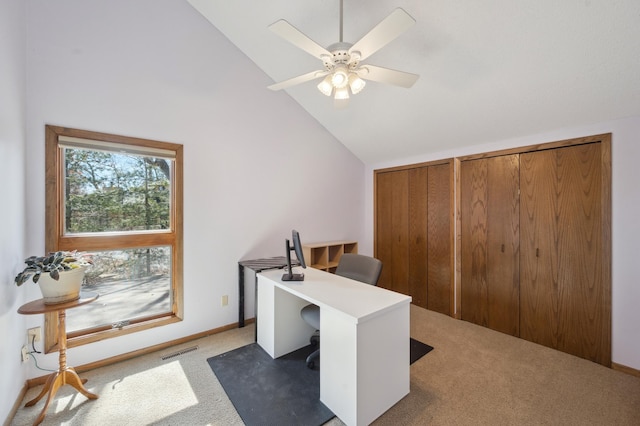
[[208, 343, 332, 426], [207, 339, 433, 426]]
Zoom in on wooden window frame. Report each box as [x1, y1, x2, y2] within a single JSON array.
[[43, 125, 184, 353]]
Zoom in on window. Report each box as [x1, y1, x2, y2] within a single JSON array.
[[44, 125, 183, 352]]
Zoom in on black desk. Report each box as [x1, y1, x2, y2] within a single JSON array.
[[237, 256, 299, 328]]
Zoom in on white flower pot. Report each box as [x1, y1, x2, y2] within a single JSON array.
[[37, 267, 85, 304]]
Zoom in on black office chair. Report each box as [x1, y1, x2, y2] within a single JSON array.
[[300, 253, 383, 369]]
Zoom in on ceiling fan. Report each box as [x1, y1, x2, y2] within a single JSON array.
[[267, 0, 419, 106]]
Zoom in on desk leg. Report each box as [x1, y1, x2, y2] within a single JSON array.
[[238, 264, 245, 327], [25, 309, 98, 426], [254, 274, 258, 342]]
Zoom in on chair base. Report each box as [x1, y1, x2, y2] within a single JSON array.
[[306, 348, 319, 369], [306, 331, 320, 369]]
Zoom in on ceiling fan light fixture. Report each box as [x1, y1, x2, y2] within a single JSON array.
[[334, 86, 350, 100], [348, 73, 366, 94], [317, 75, 334, 96], [331, 66, 349, 89]]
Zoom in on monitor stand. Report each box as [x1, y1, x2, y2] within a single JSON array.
[[282, 272, 304, 281]]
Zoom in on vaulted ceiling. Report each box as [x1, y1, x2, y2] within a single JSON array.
[[188, 0, 640, 164]]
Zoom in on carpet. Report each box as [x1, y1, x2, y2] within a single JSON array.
[[207, 339, 433, 426]]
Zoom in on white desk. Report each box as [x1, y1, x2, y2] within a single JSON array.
[[257, 267, 411, 426]]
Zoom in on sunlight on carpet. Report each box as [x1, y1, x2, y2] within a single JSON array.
[[80, 360, 199, 424]]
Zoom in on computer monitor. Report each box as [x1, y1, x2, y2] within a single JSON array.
[[282, 229, 306, 281]]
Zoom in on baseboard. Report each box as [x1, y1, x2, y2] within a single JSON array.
[[26, 320, 247, 388], [612, 362, 640, 378], [4, 382, 28, 426]]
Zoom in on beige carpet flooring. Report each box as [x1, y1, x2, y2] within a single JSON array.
[[9, 305, 640, 425]]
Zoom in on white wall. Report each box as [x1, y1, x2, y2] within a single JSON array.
[[0, 0, 28, 421], [18, 0, 365, 382], [365, 115, 640, 371]]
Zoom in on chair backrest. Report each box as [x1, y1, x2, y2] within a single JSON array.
[[335, 253, 383, 286]]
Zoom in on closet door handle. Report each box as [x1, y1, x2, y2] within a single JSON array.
[[501, 244, 505, 253], [536, 248, 540, 257]]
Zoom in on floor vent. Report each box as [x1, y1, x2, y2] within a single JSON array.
[[161, 345, 199, 361]]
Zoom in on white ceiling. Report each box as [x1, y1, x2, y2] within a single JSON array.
[[187, 0, 640, 164]]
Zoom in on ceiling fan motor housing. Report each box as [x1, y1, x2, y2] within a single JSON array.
[[324, 42, 361, 72]]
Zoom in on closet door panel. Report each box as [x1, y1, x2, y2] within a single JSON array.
[[408, 167, 428, 308], [520, 143, 609, 365], [486, 155, 520, 336], [558, 144, 604, 362], [376, 170, 409, 294], [461, 155, 519, 335], [427, 163, 451, 315], [520, 149, 562, 347], [461, 159, 489, 325]]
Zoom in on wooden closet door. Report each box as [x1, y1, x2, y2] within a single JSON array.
[[426, 164, 451, 314], [520, 143, 610, 366], [376, 163, 452, 312], [408, 167, 428, 308], [375, 170, 409, 294], [461, 155, 520, 336]]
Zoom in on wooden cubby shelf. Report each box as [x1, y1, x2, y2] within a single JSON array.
[[302, 240, 358, 273]]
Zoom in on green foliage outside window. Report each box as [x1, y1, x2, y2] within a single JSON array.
[[64, 149, 171, 233]]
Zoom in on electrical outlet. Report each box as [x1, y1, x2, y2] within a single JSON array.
[[21, 346, 29, 362], [221, 295, 229, 306], [28, 326, 41, 342]]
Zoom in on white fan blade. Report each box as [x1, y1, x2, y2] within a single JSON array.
[[358, 65, 419, 88], [349, 8, 415, 61], [269, 20, 332, 59], [268, 70, 328, 91]]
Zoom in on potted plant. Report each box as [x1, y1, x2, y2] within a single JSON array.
[[15, 251, 93, 304]]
